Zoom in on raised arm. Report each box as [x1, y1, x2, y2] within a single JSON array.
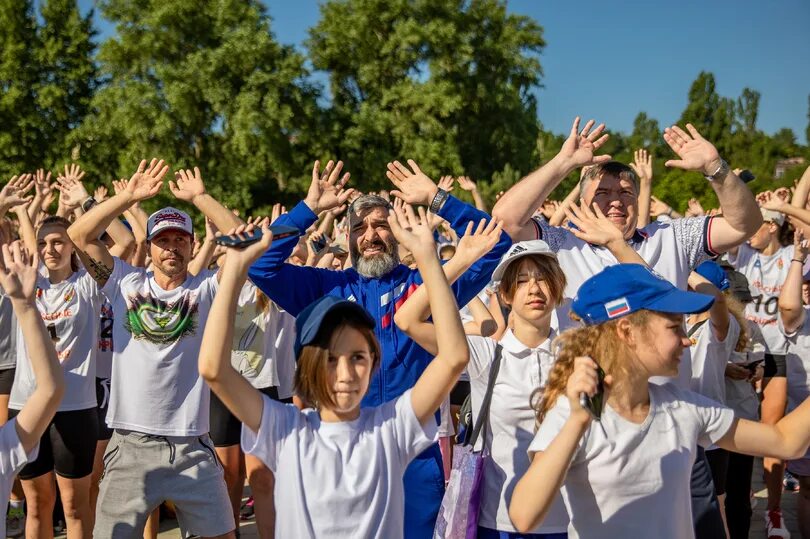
[[492, 117, 611, 241], [464, 296, 497, 337], [68, 159, 167, 285], [169, 167, 243, 232], [510, 356, 603, 531], [388, 205, 469, 425], [0, 175, 36, 253], [199, 224, 274, 433], [792, 166, 810, 212], [548, 183, 580, 227], [394, 219, 503, 355], [688, 272, 730, 341], [0, 242, 65, 454], [663, 124, 762, 254], [779, 229, 808, 334], [188, 218, 218, 276], [630, 149, 653, 228], [761, 191, 810, 228], [456, 176, 488, 212]]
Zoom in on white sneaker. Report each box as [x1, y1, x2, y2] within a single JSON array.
[[766, 509, 791, 538], [6, 506, 25, 538]]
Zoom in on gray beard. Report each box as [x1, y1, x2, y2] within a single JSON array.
[[352, 250, 400, 278]]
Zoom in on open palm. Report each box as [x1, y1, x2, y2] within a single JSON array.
[[559, 117, 611, 168], [127, 159, 168, 201], [663, 124, 720, 174], [0, 242, 38, 300]]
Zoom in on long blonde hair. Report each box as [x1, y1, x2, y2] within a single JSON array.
[[533, 310, 651, 425]]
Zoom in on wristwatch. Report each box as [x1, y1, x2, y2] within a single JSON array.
[[81, 196, 98, 212], [704, 159, 730, 182], [429, 189, 450, 213]]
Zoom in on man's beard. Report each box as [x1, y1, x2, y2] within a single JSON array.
[[352, 242, 400, 278]]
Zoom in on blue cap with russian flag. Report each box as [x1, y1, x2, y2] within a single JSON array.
[[572, 264, 715, 326]]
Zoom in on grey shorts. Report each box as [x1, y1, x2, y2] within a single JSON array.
[[94, 429, 235, 538]]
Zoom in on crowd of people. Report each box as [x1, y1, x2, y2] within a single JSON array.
[[0, 117, 809, 539]]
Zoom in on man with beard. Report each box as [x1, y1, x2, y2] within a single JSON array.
[[248, 159, 511, 538], [67, 160, 243, 537]]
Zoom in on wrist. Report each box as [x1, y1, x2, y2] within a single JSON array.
[[426, 185, 440, 207], [549, 153, 578, 176], [303, 197, 320, 214]]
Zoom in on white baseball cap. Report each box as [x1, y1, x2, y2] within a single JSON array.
[[492, 240, 556, 282], [760, 208, 785, 226], [146, 207, 193, 240]]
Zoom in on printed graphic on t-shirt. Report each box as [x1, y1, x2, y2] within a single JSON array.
[[124, 292, 199, 344], [99, 302, 114, 352], [232, 302, 265, 377]]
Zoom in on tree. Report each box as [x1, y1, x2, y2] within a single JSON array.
[[678, 71, 734, 156], [37, 0, 97, 168], [736, 88, 760, 134], [307, 0, 544, 190], [0, 0, 42, 177], [74, 0, 321, 216]]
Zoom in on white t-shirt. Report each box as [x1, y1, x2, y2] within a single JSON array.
[[242, 390, 437, 539], [0, 293, 17, 370], [232, 282, 281, 390], [96, 295, 114, 380], [725, 321, 764, 421], [534, 216, 715, 389], [529, 384, 735, 539], [102, 258, 219, 436], [0, 419, 38, 538], [728, 243, 793, 354], [466, 330, 568, 534], [10, 270, 101, 411], [689, 316, 740, 405], [780, 308, 810, 413]]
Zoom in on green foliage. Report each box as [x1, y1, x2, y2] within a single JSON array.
[[307, 0, 544, 191]]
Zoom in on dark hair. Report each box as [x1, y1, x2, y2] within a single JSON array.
[[293, 309, 381, 409], [579, 161, 639, 197]]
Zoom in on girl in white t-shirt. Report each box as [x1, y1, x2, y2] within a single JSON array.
[[396, 239, 571, 538], [0, 241, 65, 538], [509, 263, 810, 539], [199, 206, 479, 539]]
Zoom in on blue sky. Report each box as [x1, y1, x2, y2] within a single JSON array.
[[75, 0, 810, 143]]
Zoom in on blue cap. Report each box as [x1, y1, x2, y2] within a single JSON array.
[[572, 264, 714, 325], [294, 296, 376, 358], [695, 260, 730, 291]]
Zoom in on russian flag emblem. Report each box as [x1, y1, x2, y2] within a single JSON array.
[[605, 297, 631, 319]]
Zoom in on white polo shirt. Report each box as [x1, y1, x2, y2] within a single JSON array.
[[728, 243, 793, 354], [467, 329, 569, 534]]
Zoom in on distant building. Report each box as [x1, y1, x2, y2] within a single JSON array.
[[775, 157, 807, 179]]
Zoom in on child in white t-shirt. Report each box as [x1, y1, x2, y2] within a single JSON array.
[[509, 263, 810, 539], [0, 241, 65, 538], [777, 229, 810, 536], [199, 206, 484, 538]]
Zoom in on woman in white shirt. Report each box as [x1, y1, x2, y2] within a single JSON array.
[[396, 239, 571, 538], [509, 263, 810, 539], [198, 205, 477, 539]]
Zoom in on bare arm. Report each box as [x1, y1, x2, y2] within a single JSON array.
[[663, 124, 762, 254], [457, 176, 488, 212], [463, 296, 497, 338], [169, 168, 243, 233], [188, 219, 217, 276], [792, 166, 810, 212], [688, 272, 730, 341], [548, 184, 580, 227], [630, 149, 653, 228], [0, 243, 65, 454], [390, 206, 469, 425], [493, 117, 611, 241], [394, 219, 503, 356], [718, 396, 810, 460], [198, 224, 273, 433], [779, 230, 808, 334]]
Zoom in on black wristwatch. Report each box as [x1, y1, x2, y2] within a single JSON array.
[[429, 189, 449, 214], [81, 197, 98, 212]]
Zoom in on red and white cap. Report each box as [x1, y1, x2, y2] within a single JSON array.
[[146, 207, 193, 240]]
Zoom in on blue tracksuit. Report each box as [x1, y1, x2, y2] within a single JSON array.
[[248, 195, 511, 538]]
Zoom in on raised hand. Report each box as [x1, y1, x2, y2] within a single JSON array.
[[387, 202, 435, 259], [794, 228, 809, 262], [437, 175, 455, 193], [55, 165, 90, 210], [456, 176, 478, 193], [220, 222, 273, 271], [126, 159, 168, 202], [270, 203, 286, 223], [649, 196, 672, 218], [556, 117, 611, 170], [169, 167, 206, 203], [386, 160, 439, 206], [630, 149, 653, 183], [686, 198, 705, 217], [564, 200, 624, 248], [0, 174, 35, 211], [33, 169, 52, 198], [304, 160, 355, 214], [0, 241, 39, 301], [94, 185, 108, 203], [760, 191, 786, 212], [663, 124, 722, 175], [454, 218, 504, 265]]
